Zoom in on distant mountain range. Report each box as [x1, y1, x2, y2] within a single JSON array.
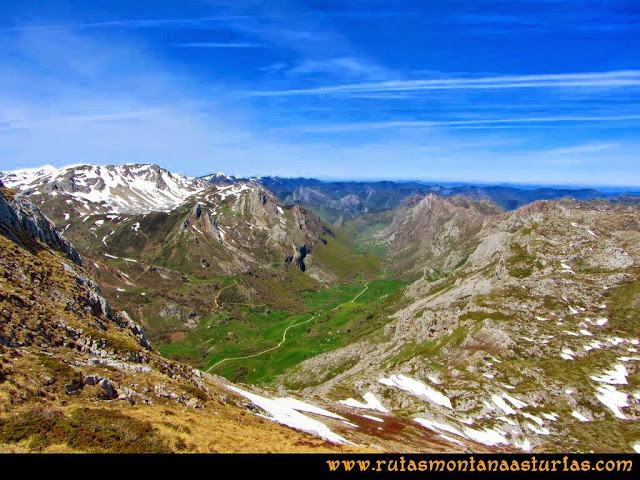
[[259, 177, 610, 221]]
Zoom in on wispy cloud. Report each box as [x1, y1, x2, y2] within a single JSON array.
[[173, 42, 265, 48], [250, 71, 640, 96], [0, 11, 419, 32], [4, 11, 633, 36], [0, 109, 163, 131], [281, 115, 640, 133], [0, 18, 215, 32], [455, 12, 640, 34], [275, 57, 391, 81], [542, 142, 621, 156], [0, 26, 254, 171]]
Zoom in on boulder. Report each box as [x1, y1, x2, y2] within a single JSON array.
[[98, 378, 117, 399], [83, 374, 101, 386]]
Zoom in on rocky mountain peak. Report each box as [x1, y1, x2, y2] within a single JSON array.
[[0, 163, 207, 215], [384, 193, 503, 273]]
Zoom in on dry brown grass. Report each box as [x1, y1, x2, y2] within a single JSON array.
[[0, 400, 371, 453], [0, 343, 371, 453], [128, 403, 369, 453]]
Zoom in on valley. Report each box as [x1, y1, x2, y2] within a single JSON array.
[[164, 277, 409, 385]]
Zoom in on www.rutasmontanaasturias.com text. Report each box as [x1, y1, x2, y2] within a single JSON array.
[[325, 456, 633, 473]]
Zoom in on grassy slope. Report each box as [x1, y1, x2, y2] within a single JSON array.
[[157, 277, 409, 385]]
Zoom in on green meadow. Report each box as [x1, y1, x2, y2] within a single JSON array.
[[157, 277, 408, 385]]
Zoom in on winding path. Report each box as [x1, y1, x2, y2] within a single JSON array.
[[212, 281, 237, 310], [349, 281, 370, 303], [204, 281, 371, 373]]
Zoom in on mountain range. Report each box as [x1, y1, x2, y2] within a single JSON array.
[[4, 164, 636, 220], [1, 163, 639, 453]]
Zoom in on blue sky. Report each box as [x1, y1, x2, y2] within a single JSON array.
[[1, 0, 639, 186]]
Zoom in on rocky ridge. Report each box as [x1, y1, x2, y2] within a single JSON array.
[[382, 194, 503, 275], [282, 198, 640, 453], [0, 182, 81, 265]]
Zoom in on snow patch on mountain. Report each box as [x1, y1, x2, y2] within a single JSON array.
[[591, 364, 628, 385], [379, 374, 452, 409], [226, 386, 351, 445], [594, 384, 629, 419], [1, 164, 206, 214], [0, 165, 58, 188], [274, 397, 345, 420], [339, 392, 388, 413], [414, 418, 467, 439], [361, 414, 384, 423]]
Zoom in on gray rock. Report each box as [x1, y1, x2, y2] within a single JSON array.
[[0, 191, 82, 265], [83, 374, 101, 386], [87, 290, 113, 319], [118, 392, 135, 405], [64, 381, 82, 395], [160, 304, 182, 319], [98, 378, 117, 399]]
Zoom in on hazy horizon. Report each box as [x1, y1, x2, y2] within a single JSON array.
[[3, 160, 640, 193]]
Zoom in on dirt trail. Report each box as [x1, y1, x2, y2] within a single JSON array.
[[349, 281, 370, 303], [212, 281, 237, 310], [205, 314, 318, 372]]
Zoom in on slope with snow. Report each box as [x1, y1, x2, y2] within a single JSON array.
[[1, 163, 208, 214], [0, 165, 58, 187], [226, 385, 351, 445], [379, 374, 453, 409]]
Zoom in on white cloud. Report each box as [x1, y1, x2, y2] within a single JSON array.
[[0, 26, 254, 173], [279, 116, 640, 133], [542, 143, 620, 156], [250, 71, 640, 96], [287, 57, 390, 80]]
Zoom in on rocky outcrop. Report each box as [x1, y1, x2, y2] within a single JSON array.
[[282, 198, 640, 453], [0, 184, 153, 354], [383, 193, 502, 273], [0, 181, 81, 265], [134, 182, 336, 278]]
